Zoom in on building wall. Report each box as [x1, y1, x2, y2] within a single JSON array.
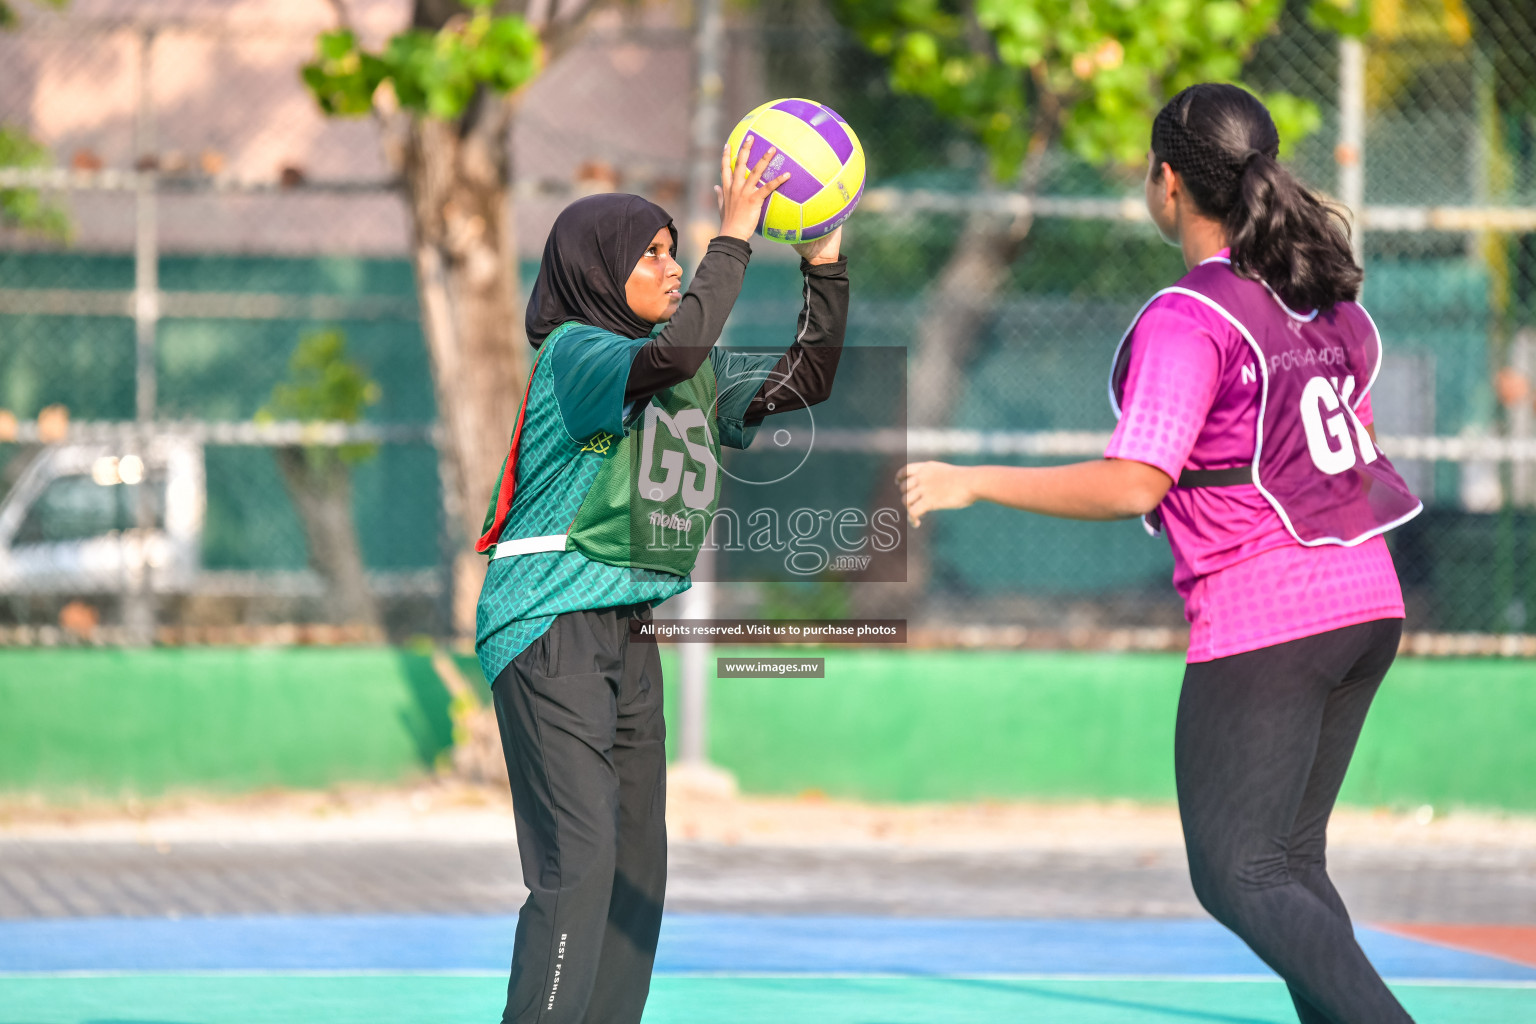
[[0, 0, 761, 257]]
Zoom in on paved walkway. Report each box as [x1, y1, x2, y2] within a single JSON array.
[[1, 837, 1530, 923]]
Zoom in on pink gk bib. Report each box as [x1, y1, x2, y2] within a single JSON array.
[[1110, 257, 1422, 546]]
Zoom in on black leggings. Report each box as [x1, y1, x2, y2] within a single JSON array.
[[491, 603, 667, 1024], [1176, 618, 1414, 1024]]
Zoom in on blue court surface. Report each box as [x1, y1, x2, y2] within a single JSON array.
[[2, 914, 1532, 1022]]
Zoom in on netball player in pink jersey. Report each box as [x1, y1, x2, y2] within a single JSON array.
[[899, 83, 1423, 1023]]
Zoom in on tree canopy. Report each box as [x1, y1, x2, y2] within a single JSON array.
[[259, 329, 381, 466], [303, 0, 542, 120], [832, 0, 1324, 184]]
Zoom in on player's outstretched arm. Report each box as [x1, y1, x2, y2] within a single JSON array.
[[897, 458, 1173, 527], [732, 225, 848, 422], [625, 138, 791, 405]]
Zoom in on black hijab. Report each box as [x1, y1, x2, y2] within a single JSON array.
[[525, 193, 678, 345]]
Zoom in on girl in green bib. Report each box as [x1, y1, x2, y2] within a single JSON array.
[[475, 139, 848, 1024]]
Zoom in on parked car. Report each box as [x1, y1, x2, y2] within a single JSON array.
[[0, 436, 203, 595], [0, 433, 442, 618]]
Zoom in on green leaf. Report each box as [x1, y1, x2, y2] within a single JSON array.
[[833, 0, 1312, 185], [901, 30, 940, 69], [318, 29, 357, 62], [305, 10, 543, 121], [1264, 91, 1322, 158], [260, 328, 381, 464], [1307, 0, 1371, 39], [1203, 2, 1246, 39], [0, 124, 70, 241]]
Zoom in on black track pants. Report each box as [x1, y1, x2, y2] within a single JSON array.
[[491, 603, 667, 1024], [1176, 617, 1414, 1024]]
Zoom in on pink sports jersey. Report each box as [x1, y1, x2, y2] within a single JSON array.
[[1105, 257, 1405, 663]]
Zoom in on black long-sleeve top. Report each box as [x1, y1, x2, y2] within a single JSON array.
[[624, 235, 848, 424]]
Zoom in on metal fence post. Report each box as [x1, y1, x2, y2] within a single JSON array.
[[436, 426, 462, 641], [1511, 331, 1535, 507], [1338, 34, 1367, 277], [674, 0, 727, 783], [127, 25, 159, 645]]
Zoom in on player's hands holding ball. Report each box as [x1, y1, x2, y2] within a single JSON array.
[[792, 225, 842, 266], [717, 136, 791, 242], [897, 462, 974, 528], [714, 134, 842, 262], [717, 99, 859, 260]]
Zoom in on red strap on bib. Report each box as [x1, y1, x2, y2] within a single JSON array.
[[474, 345, 547, 554]]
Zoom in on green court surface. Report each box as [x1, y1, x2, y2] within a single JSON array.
[[0, 974, 1530, 1024]]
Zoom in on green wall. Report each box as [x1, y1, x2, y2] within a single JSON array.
[[1, 647, 1531, 811], [699, 649, 1536, 811], [701, 650, 1179, 802], [0, 648, 453, 799]]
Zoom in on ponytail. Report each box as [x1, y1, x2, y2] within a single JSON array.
[[1152, 84, 1361, 311]]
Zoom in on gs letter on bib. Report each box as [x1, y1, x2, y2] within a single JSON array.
[[639, 406, 717, 508], [565, 356, 723, 574]]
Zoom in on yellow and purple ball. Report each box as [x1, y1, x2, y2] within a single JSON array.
[[725, 98, 865, 244]]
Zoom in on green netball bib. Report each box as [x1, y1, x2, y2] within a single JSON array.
[[565, 357, 721, 575]]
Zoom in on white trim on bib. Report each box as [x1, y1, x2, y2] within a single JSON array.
[[492, 534, 570, 558]]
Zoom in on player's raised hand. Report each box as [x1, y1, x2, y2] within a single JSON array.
[[793, 225, 842, 265], [717, 135, 791, 242], [897, 461, 975, 528]]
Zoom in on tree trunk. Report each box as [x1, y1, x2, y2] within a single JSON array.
[[351, 2, 618, 638], [856, 105, 1058, 623], [397, 93, 526, 638], [909, 93, 1057, 430], [849, 212, 1036, 623], [274, 448, 381, 629], [908, 211, 1035, 427]]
